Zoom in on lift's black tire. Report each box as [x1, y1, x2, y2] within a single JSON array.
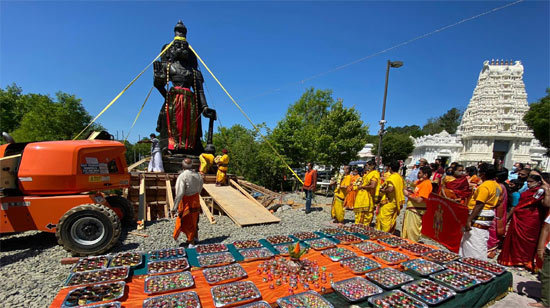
[[55, 204, 121, 257], [106, 196, 135, 226]]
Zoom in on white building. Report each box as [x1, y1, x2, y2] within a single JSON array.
[[410, 60, 549, 171], [358, 143, 375, 161]]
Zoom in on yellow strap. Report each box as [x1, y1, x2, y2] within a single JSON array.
[[73, 39, 176, 140], [174, 36, 186, 41], [0, 154, 21, 161], [188, 44, 304, 185], [124, 86, 154, 142]]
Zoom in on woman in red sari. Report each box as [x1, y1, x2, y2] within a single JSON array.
[[440, 164, 472, 204], [498, 174, 549, 271]]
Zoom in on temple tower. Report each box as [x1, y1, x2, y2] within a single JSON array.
[[457, 60, 533, 168]]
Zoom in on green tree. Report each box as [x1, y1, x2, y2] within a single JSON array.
[[0, 84, 33, 133], [422, 108, 462, 135], [317, 101, 369, 168], [524, 88, 550, 155], [386, 125, 424, 137], [372, 132, 414, 163]]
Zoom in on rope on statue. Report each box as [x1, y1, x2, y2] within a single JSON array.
[[188, 44, 304, 185], [124, 86, 154, 143], [73, 39, 177, 140]]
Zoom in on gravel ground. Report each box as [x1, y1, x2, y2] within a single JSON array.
[[0, 192, 541, 307]]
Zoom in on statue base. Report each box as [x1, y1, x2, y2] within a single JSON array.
[[162, 154, 200, 173]]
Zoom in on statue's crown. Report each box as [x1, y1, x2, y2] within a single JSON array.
[[174, 20, 187, 36]]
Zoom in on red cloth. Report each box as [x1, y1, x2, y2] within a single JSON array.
[[422, 193, 470, 253], [487, 184, 508, 251], [445, 176, 472, 200], [498, 186, 548, 270], [166, 87, 198, 150]]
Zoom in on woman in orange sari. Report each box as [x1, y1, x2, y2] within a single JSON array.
[[467, 166, 482, 189], [343, 168, 361, 210], [441, 164, 472, 204]]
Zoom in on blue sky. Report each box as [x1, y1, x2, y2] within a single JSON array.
[[1, 1, 549, 143]]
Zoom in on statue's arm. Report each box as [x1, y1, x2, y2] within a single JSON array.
[[153, 44, 170, 99], [194, 69, 216, 120]]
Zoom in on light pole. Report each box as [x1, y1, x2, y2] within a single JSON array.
[[376, 60, 403, 168]]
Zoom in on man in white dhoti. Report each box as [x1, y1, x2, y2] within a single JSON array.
[[139, 134, 164, 172]]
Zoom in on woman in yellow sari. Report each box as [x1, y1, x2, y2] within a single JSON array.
[[376, 161, 406, 233], [354, 160, 380, 226], [331, 166, 350, 223]]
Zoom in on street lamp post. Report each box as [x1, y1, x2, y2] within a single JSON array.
[[376, 60, 403, 168]]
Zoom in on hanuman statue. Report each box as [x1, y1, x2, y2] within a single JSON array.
[[153, 20, 216, 156]]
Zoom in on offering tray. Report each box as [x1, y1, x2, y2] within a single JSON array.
[[62, 281, 125, 307], [65, 266, 129, 287], [459, 257, 506, 275], [147, 257, 189, 275], [353, 241, 385, 254], [197, 252, 235, 268], [446, 261, 495, 283], [239, 248, 274, 261], [401, 259, 444, 276], [148, 248, 186, 261], [144, 271, 195, 295], [355, 229, 390, 240], [369, 290, 427, 308], [401, 279, 455, 305], [377, 236, 408, 247], [266, 235, 295, 245], [142, 290, 201, 308], [273, 244, 291, 256], [210, 281, 262, 308], [429, 269, 479, 292], [277, 291, 334, 308], [331, 276, 383, 302], [292, 231, 319, 240], [235, 301, 271, 308], [366, 268, 414, 289], [332, 234, 363, 244], [77, 302, 121, 308], [233, 240, 263, 249], [399, 243, 434, 256], [319, 228, 346, 236], [203, 263, 248, 285], [195, 243, 228, 254], [109, 252, 143, 268], [304, 238, 336, 250], [71, 256, 110, 273], [340, 256, 380, 274], [338, 225, 364, 233], [321, 247, 356, 262], [372, 250, 409, 265], [423, 250, 459, 264]]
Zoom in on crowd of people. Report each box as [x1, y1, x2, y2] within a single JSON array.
[[325, 158, 550, 307]]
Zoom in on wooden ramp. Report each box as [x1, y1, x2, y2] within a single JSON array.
[[203, 183, 281, 227]]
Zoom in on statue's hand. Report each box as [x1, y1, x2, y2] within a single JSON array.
[[153, 61, 166, 79], [202, 107, 217, 120]]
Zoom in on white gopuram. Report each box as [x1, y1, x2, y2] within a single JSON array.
[[409, 60, 549, 171]]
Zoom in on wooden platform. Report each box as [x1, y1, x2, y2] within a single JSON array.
[[202, 183, 281, 227]]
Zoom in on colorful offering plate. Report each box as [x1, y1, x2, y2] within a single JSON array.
[[239, 248, 275, 261], [144, 271, 195, 294], [332, 277, 383, 302], [319, 228, 345, 236], [195, 243, 229, 254], [429, 270, 479, 292], [401, 279, 456, 305], [71, 256, 110, 272], [372, 250, 409, 265], [353, 241, 385, 254], [340, 256, 381, 274], [62, 281, 125, 307], [304, 238, 336, 251], [377, 236, 408, 247], [142, 291, 201, 308], [399, 243, 433, 256], [273, 244, 291, 256], [355, 229, 391, 240], [66, 267, 129, 287], [147, 258, 190, 275], [233, 240, 263, 249], [369, 290, 427, 308], [292, 232, 319, 240], [148, 248, 186, 261], [366, 268, 414, 289], [210, 281, 262, 307], [76, 302, 121, 308], [338, 225, 364, 233], [459, 257, 506, 275], [277, 291, 334, 308], [321, 247, 357, 262], [109, 252, 143, 268], [197, 252, 235, 268], [332, 234, 363, 244], [266, 235, 295, 245], [401, 259, 444, 276], [235, 301, 271, 308], [423, 250, 459, 264], [446, 261, 495, 283], [203, 263, 248, 285]]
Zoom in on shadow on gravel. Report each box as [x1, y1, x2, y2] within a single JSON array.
[[0, 232, 57, 266], [517, 281, 542, 299], [198, 235, 229, 244]]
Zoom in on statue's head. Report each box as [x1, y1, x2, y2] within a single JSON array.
[[205, 144, 215, 154], [174, 20, 187, 37]]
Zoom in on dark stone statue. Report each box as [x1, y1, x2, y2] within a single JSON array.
[[153, 20, 216, 156]]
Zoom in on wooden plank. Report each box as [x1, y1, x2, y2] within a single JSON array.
[[203, 184, 280, 226], [137, 175, 146, 230], [230, 179, 271, 210], [199, 197, 216, 224], [128, 156, 151, 171], [165, 178, 173, 219]]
